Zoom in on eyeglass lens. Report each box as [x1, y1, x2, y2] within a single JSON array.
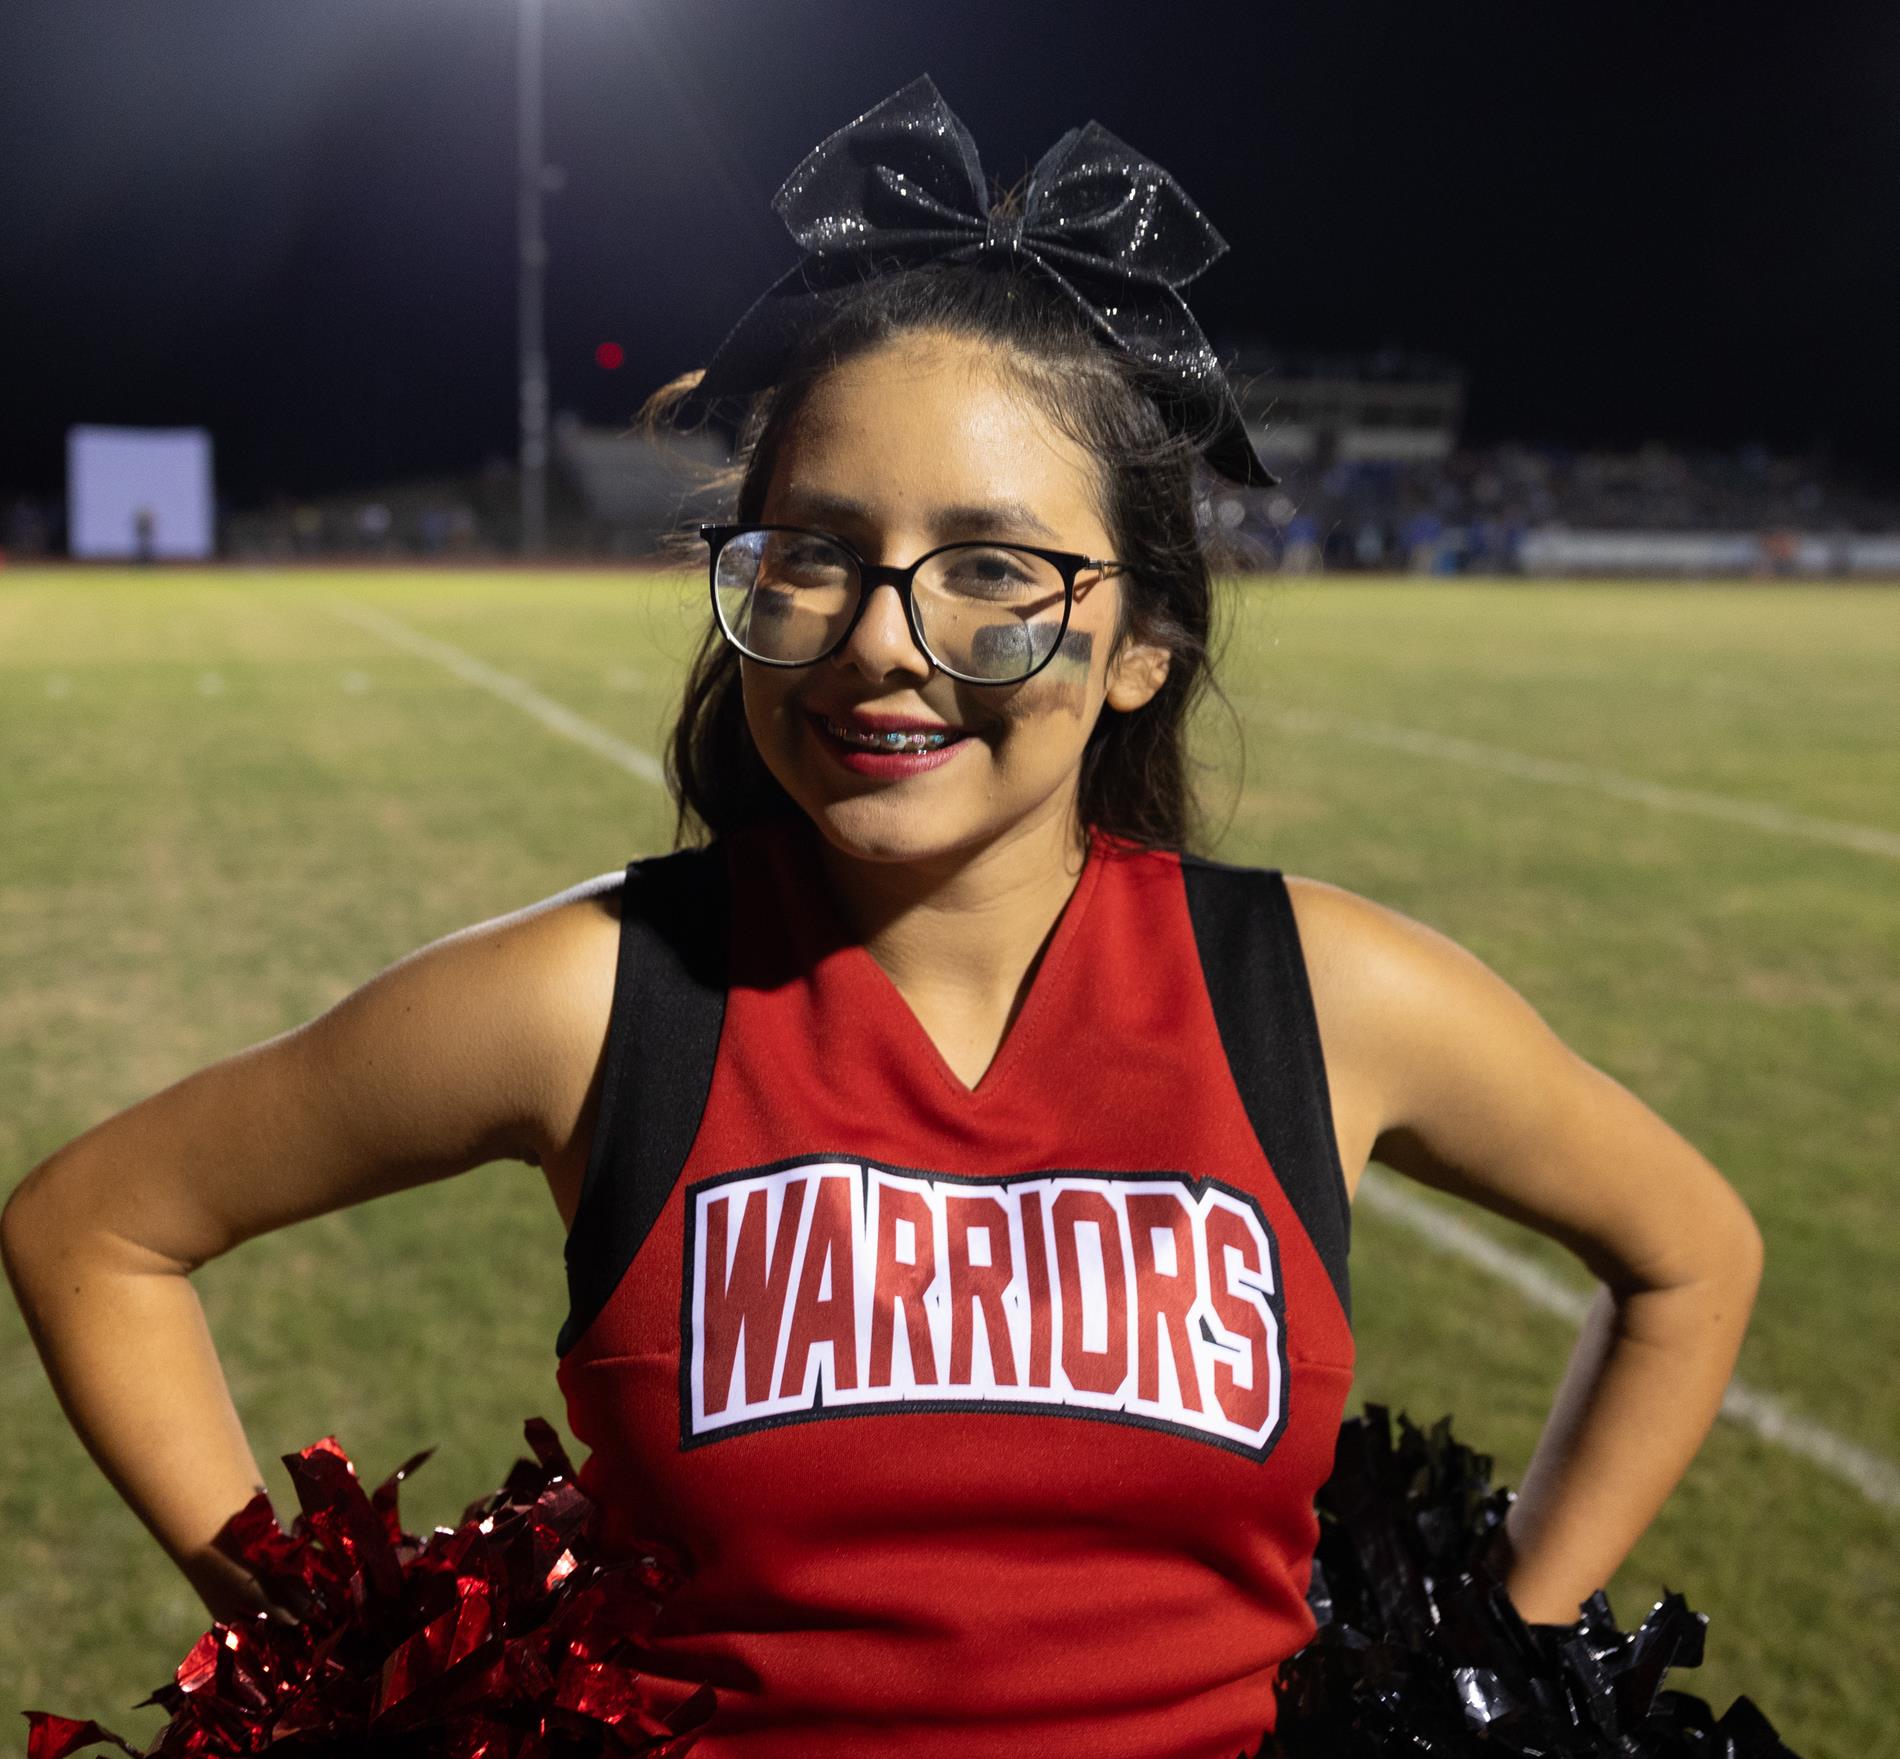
[[713, 529, 1068, 682]]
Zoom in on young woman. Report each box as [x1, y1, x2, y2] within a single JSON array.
[[5, 79, 1762, 1759]]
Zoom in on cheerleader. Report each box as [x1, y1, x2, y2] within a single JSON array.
[[4, 77, 1764, 1758]]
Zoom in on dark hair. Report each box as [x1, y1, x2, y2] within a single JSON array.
[[647, 258, 1244, 855]]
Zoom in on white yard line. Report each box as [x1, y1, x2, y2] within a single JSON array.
[[1359, 1170, 1900, 1512], [318, 594, 666, 788], [1270, 708, 1900, 864], [320, 595, 1900, 1515]]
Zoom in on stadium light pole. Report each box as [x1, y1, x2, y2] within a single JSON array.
[[517, 0, 549, 557]]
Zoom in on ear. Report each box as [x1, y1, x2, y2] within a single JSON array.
[[1103, 629, 1172, 713]]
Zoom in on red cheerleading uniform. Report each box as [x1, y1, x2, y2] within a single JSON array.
[[554, 816, 1355, 1759]]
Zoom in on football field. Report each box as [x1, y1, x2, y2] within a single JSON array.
[[2, 567, 1896, 1754]]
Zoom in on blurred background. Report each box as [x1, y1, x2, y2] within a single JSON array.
[[5, 0, 1900, 573], [3, 2, 1896, 1754]]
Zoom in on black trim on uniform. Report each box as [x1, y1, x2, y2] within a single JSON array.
[[556, 841, 730, 1359], [1179, 856, 1352, 1322]]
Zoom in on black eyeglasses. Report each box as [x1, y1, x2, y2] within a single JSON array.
[[700, 523, 1127, 686]]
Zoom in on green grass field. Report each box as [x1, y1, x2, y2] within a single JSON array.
[[3, 567, 1896, 1755]]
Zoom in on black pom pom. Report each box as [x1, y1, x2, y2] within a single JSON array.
[[1269, 1405, 1803, 1758]]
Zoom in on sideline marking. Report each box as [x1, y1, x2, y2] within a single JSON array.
[[319, 595, 1900, 1514], [319, 594, 665, 788], [1359, 1169, 1900, 1513], [1271, 708, 1900, 864]]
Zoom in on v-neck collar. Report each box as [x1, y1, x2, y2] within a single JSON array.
[[784, 820, 1108, 1105]]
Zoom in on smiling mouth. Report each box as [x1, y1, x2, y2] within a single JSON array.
[[815, 713, 968, 752]]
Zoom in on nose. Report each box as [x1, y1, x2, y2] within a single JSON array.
[[832, 578, 933, 681]]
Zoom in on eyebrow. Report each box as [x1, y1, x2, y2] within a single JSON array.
[[776, 490, 1061, 545]]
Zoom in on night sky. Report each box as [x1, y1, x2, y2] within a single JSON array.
[[4, 0, 1897, 508]]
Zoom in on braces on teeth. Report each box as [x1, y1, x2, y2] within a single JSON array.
[[828, 719, 954, 751]]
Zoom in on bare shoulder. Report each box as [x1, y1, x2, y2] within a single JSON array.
[[1278, 874, 1571, 1200], [1279, 875, 1758, 1288], [1278, 875, 1456, 1194], [1281, 873, 1496, 1016], [330, 864, 631, 1175], [474, 868, 627, 1177]]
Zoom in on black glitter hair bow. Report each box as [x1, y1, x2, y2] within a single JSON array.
[[681, 73, 1278, 488]]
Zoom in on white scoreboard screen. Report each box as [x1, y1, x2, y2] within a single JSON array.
[[67, 424, 216, 560]]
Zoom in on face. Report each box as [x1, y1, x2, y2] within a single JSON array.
[[738, 329, 1172, 866]]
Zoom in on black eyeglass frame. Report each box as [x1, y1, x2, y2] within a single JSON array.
[[699, 522, 1127, 687]]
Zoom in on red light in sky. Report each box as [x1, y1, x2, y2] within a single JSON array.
[[594, 341, 626, 370]]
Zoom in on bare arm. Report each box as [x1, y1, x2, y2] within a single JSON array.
[[1287, 876, 1763, 1625], [1, 874, 622, 1625]]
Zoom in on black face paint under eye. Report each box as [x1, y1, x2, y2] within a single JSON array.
[[967, 619, 1062, 675], [966, 623, 1091, 675], [997, 628, 1094, 717], [1050, 628, 1093, 669]]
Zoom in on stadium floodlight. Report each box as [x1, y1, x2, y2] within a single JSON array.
[[517, 0, 561, 558]]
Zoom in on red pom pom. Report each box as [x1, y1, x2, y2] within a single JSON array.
[[23, 1418, 713, 1757]]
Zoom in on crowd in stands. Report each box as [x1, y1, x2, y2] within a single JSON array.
[[6, 437, 1897, 570], [1218, 440, 1900, 574]]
